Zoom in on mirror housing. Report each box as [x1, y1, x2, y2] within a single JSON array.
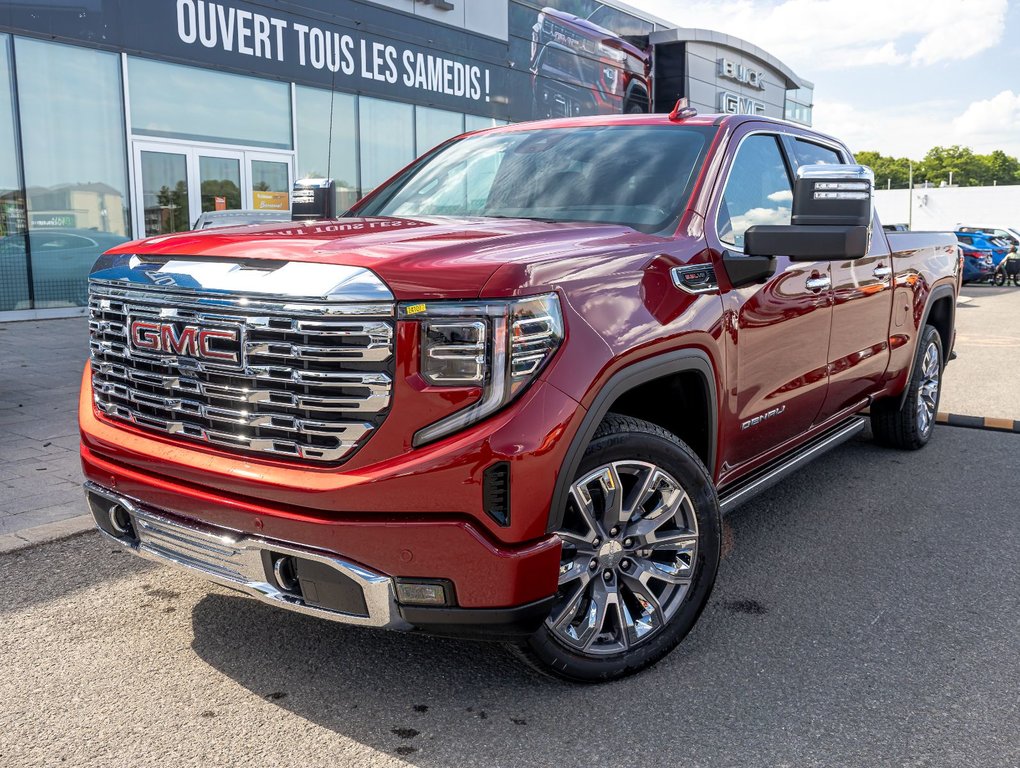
[[745, 163, 874, 261]]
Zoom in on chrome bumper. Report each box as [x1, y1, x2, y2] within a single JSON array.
[[84, 482, 410, 630]]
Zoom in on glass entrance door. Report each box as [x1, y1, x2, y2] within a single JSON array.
[[138, 149, 190, 236], [250, 155, 292, 213], [198, 154, 243, 217], [132, 140, 293, 236]]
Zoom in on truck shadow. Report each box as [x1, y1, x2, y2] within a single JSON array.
[[187, 430, 1016, 766]]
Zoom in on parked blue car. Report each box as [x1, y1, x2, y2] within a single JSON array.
[[959, 242, 994, 284], [955, 231, 1010, 265]]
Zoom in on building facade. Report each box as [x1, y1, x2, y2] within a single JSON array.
[[0, 0, 813, 319]]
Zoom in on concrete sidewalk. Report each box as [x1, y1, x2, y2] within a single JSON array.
[[0, 317, 90, 544]]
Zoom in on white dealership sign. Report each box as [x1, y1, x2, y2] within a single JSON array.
[[718, 58, 766, 90]]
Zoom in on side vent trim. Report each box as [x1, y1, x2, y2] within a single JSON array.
[[483, 462, 511, 526]]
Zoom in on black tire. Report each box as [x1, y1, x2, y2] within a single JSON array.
[[870, 324, 943, 450], [512, 414, 721, 683], [993, 271, 1006, 287]]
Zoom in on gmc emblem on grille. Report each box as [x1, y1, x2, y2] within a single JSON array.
[[128, 318, 242, 366]]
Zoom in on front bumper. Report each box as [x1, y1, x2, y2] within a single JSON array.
[[84, 480, 558, 637], [86, 482, 410, 629]]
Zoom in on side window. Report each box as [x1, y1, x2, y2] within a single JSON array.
[[957, 235, 973, 245], [716, 134, 792, 250], [791, 138, 843, 167]]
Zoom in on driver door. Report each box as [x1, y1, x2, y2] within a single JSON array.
[[709, 131, 833, 472]]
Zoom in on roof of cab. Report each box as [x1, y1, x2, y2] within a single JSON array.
[[481, 112, 848, 154]]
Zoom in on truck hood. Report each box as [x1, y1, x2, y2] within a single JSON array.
[[105, 216, 662, 299]]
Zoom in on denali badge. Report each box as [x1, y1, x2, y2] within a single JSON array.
[[127, 318, 242, 366], [741, 405, 786, 430]]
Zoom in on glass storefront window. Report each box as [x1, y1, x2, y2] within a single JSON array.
[[16, 37, 130, 309], [0, 34, 29, 312], [359, 97, 414, 195], [129, 57, 292, 149], [295, 86, 359, 210], [465, 115, 505, 132], [415, 106, 464, 157]]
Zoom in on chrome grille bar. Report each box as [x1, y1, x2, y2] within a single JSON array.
[[88, 258, 395, 465]]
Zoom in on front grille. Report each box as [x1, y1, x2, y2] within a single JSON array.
[[88, 282, 395, 464]]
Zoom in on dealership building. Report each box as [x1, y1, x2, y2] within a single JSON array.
[[0, 0, 813, 320]]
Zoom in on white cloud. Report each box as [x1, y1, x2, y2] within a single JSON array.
[[627, 0, 1007, 71], [812, 93, 1020, 159], [731, 205, 792, 234], [767, 189, 793, 202], [951, 90, 1020, 151]]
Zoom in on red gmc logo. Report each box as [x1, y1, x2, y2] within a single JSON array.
[[128, 318, 241, 366]]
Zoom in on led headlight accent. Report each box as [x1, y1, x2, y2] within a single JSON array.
[[400, 294, 564, 446], [421, 320, 487, 384]]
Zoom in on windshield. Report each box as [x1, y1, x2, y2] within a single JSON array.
[[356, 124, 715, 236]]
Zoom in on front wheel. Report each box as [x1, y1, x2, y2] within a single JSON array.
[[514, 414, 721, 683], [871, 324, 943, 449], [993, 270, 1006, 287]]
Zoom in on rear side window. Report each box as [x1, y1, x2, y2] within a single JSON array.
[[716, 134, 792, 249], [792, 138, 843, 167]]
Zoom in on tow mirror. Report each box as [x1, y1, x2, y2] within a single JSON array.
[[744, 164, 874, 261]]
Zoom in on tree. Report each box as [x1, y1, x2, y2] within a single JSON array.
[[857, 151, 913, 189], [855, 146, 1020, 188], [981, 150, 1020, 186], [919, 145, 983, 187]]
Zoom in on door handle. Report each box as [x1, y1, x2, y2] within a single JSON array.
[[873, 265, 892, 279], [805, 275, 831, 292]]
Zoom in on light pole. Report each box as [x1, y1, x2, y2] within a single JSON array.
[[908, 160, 913, 231]]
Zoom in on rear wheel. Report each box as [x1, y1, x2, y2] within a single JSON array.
[[515, 414, 720, 683], [871, 324, 943, 450]]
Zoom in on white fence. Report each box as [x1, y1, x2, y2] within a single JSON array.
[[874, 185, 1020, 231]]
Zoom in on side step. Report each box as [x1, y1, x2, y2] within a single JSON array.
[[718, 416, 866, 514]]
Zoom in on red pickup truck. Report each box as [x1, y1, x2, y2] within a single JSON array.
[[81, 112, 958, 682]]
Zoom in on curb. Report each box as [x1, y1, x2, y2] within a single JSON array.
[[0, 514, 94, 555], [936, 412, 1020, 434]]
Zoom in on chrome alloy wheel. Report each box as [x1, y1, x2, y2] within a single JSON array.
[[916, 341, 940, 436], [549, 461, 699, 656]]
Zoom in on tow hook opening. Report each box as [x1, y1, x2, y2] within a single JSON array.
[[109, 504, 133, 536], [86, 489, 137, 541], [272, 555, 300, 593], [262, 552, 370, 618]]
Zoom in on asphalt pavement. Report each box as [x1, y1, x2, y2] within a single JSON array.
[[2, 424, 1017, 768]]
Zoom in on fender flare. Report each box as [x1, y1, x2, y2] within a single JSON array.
[[546, 348, 718, 533], [895, 282, 957, 410]]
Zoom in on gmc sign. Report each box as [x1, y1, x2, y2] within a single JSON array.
[[128, 318, 242, 366]]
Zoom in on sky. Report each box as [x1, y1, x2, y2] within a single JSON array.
[[626, 0, 1020, 160]]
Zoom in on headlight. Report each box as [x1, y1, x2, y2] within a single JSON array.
[[399, 293, 564, 446]]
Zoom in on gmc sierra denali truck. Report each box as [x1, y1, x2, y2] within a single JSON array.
[[81, 112, 958, 682], [530, 6, 651, 117]]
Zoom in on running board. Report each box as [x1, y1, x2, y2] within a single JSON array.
[[718, 416, 867, 514]]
